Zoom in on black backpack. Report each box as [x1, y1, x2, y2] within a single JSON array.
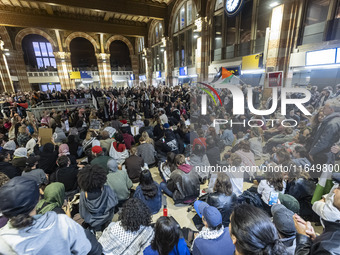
[[238, 190, 263, 210]]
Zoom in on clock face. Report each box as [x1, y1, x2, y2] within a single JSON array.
[[226, 0, 243, 16]]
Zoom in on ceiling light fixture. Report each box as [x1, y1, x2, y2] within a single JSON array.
[[269, 2, 280, 7]]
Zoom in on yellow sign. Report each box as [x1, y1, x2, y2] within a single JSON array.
[[242, 54, 262, 70], [69, 71, 81, 79]]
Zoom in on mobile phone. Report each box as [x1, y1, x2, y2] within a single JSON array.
[[268, 191, 279, 206]]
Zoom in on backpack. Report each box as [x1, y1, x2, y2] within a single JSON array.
[[238, 190, 263, 209]]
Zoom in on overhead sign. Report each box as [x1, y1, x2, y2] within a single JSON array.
[[157, 71, 162, 78], [69, 71, 81, 79], [242, 54, 263, 70], [80, 71, 92, 79], [130, 74, 135, 80], [179, 66, 187, 76], [306, 48, 336, 66], [268, 72, 283, 87]]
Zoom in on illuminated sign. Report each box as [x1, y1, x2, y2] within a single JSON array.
[[242, 54, 263, 70], [179, 66, 187, 76], [306, 48, 336, 66], [69, 71, 81, 79]]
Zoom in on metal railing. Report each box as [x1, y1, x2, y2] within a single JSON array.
[[27, 71, 59, 77]]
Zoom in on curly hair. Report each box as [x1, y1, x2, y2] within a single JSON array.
[[119, 198, 151, 232], [77, 165, 107, 192], [0, 172, 10, 187]]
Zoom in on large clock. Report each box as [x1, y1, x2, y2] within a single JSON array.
[[225, 0, 244, 17]]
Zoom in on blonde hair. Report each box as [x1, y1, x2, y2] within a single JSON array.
[[142, 131, 154, 146]]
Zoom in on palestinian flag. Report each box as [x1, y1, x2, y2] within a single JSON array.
[[222, 67, 234, 83]]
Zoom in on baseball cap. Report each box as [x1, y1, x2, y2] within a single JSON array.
[[92, 146, 103, 154], [197, 202, 222, 228], [278, 193, 300, 213], [163, 123, 170, 129], [271, 204, 296, 237], [0, 176, 40, 218]]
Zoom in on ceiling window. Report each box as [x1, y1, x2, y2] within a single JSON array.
[[32, 42, 56, 69]]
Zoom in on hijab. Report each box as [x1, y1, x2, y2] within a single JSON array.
[[36, 182, 65, 214]]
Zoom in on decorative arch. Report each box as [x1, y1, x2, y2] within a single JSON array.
[[148, 20, 164, 47], [105, 35, 134, 56], [15, 28, 57, 51], [206, 0, 216, 20], [168, 0, 197, 36], [0, 26, 13, 50], [64, 32, 99, 52]]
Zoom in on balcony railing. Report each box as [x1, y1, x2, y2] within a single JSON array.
[[27, 71, 59, 77]]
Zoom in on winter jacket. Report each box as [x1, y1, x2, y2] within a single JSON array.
[[0, 211, 92, 255], [125, 155, 144, 183], [22, 169, 48, 185], [134, 182, 162, 214], [0, 161, 20, 179], [295, 219, 340, 255], [286, 178, 316, 220], [106, 170, 133, 201], [206, 146, 220, 166], [11, 157, 27, 174], [309, 112, 340, 160], [79, 185, 118, 230], [144, 238, 189, 255], [192, 227, 235, 255], [137, 143, 156, 166], [139, 126, 154, 139], [50, 166, 78, 192], [206, 192, 238, 227], [34, 143, 58, 175], [122, 133, 135, 150], [100, 138, 114, 155], [52, 127, 67, 144], [167, 164, 200, 204], [91, 155, 111, 173]]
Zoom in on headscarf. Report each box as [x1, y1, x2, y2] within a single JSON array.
[[58, 144, 70, 157], [43, 143, 54, 153], [107, 159, 118, 172], [3, 140, 16, 151], [36, 182, 65, 214], [14, 147, 28, 158]]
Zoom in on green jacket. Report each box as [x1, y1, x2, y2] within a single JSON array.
[[91, 155, 111, 172], [106, 170, 133, 201]]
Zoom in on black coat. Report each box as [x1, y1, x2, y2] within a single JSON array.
[[295, 220, 340, 255], [206, 145, 220, 166], [310, 113, 340, 159], [167, 166, 200, 204], [50, 166, 78, 192], [0, 161, 21, 178], [286, 178, 317, 221], [207, 192, 238, 227], [34, 143, 58, 175]]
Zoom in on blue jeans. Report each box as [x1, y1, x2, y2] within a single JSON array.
[[160, 182, 173, 197]]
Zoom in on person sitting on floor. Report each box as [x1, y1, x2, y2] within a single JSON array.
[[160, 154, 200, 204], [144, 216, 190, 255], [191, 202, 235, 255], [106, 159, 133, 205], [134, 170, 162, 214]]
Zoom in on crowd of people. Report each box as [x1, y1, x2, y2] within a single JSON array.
[[0, 83, 339, 255]]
